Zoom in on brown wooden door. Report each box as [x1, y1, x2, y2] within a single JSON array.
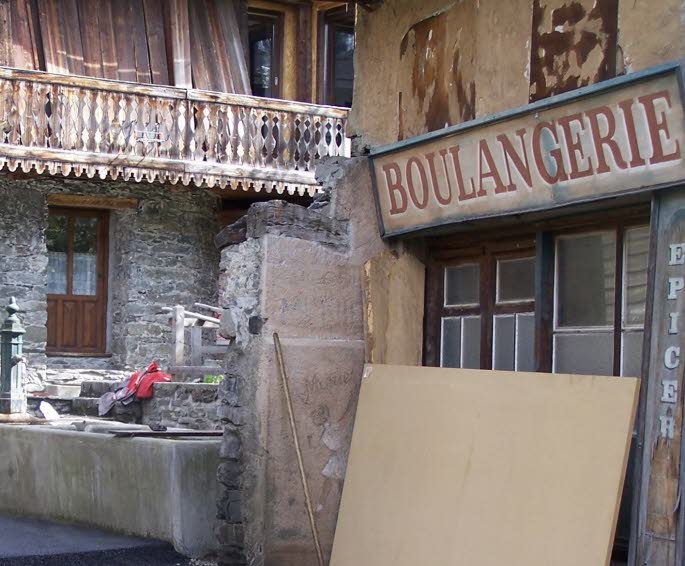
[[46, 208, 109, 354]]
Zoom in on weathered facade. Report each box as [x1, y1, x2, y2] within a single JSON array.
[[212, 1, 685, 566]]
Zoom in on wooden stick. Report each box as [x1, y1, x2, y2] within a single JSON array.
[[273, 333, 325, 566]]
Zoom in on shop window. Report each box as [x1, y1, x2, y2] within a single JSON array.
[[46, 208, 109, 354], [319, 6, 355, 107], [425, 213, 650, 564], [430, 242, 536, 371], [248, 9, 283, 98]]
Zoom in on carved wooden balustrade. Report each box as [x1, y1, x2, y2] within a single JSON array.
[[0, 68, 350, 196]]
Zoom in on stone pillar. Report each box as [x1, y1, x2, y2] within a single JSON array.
[[0, 297, 27, 415]]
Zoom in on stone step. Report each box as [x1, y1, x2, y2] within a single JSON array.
[[70, 397, 100, 417], [80, 380, 122, 398]]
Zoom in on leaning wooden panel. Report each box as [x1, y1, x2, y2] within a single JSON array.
[[331, 365, 639, 566]]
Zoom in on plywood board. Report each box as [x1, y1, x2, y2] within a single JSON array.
[[331, 365, 639, 566]]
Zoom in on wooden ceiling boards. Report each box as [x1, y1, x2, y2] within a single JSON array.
[[330, 365, 639, 566]]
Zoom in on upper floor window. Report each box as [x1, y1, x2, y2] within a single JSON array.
[[248, 9, 283, 98], [319, 6, 355, 107]]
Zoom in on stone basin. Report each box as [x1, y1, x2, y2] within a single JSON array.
[[0, 423, 220, 559]]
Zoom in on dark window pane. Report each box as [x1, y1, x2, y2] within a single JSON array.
[[623, 226, 649, 327], [493, 315, 515, 371], [497, 257, 535, 303], [47, 215, 67, 294], [461, 316, 481, 369], [553, 333, 614, 375], [444, 264, 479, 306], [332, 29, 354, 107], [250, 35, 273, 97], [515, 313, 535, 372], [557, 232, 616, 327], [441, 317, 461, 368]]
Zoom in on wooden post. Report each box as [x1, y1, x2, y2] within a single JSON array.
[[635, 188, 685, 565], [172, 305, 185, 367], [0, 297, 26, 415], [190, 325, 202, 367]]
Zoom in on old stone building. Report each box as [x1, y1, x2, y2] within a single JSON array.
[[0, 0, 352, 389], [212, 1, 685, 566]]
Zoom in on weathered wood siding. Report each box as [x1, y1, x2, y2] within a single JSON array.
[[0, 0, 250, 93]]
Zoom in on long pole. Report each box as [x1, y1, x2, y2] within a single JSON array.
[[273, 332, 325, 566]]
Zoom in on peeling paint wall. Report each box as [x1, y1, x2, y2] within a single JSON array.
[[349, 0, 533, 147], [529, 0, 618, 101], [349, 0, 684, 149]]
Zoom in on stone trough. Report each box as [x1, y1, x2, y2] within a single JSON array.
[[0, 422, 220, 559]]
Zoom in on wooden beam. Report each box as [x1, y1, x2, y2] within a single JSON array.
[[46, 194, 139, 209], [142, 0, 169, 85]]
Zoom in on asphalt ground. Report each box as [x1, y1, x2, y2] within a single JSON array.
[[0, 515, 204, 566]]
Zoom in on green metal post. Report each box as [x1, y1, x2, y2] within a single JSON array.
[[0, 297, 26, 414]]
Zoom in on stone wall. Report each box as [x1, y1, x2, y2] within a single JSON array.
[[141, 382, 222, 431], [215, 157, 416, 566], [0, 173, 220, 385]]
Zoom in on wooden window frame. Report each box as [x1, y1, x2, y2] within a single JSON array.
[[247, 8, 284, 99], [424, 205, 651, 371], [46, 207, 109, 355]]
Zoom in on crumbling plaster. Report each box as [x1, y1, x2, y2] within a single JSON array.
[[216, 157, 425, 566], [349, 0, 685, 149]]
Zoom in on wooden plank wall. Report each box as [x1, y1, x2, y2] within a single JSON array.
[[0, 0, 251, 93]]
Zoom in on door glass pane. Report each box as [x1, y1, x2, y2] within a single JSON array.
[[493, 315, 515, 370], [445, 264, 479, 306], [461, 316, 481, 369], [47, 215, 68, 294], [515, 313, 535, 372], [553, 333, 614, 375], [72, 217, 98, 296], [332, 28, 354, 107], [249, 15, 275, 98], [497, 257, 535, 303], [621, 330, 644, 377], [623, 226, 649, 327], [441, 317, 461, 368], [557, 232, 616, 327]]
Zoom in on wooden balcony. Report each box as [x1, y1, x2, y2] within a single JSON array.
[[0, 67, 350, 196]]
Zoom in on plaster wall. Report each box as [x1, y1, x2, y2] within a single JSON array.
[[349, 0, 685, 148], [215, 157, 425, 566]]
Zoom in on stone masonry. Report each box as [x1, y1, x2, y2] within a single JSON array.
[[214, 157, 396, 566], [0, 173, 219, 386], [141, 382, 222, 431]]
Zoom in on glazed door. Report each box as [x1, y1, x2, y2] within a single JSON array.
[[46, 208, 109, 354]]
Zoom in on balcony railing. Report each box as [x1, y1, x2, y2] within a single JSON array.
[[0, 67, 350, 196]]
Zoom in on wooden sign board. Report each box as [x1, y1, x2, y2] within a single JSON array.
[[370, 62, 685, 237], [330, 365, 639, 566]]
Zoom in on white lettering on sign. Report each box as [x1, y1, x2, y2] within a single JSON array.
[[664, 346, 681, 369], [661, 380, 679, 403], [669, 312, 680, 334], [668, 277, 684, 299], [660, 415, 676, 439], [669, 243, 685, 265]]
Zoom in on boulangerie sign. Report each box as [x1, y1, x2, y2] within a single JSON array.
[[370, 63, 685, 237]]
